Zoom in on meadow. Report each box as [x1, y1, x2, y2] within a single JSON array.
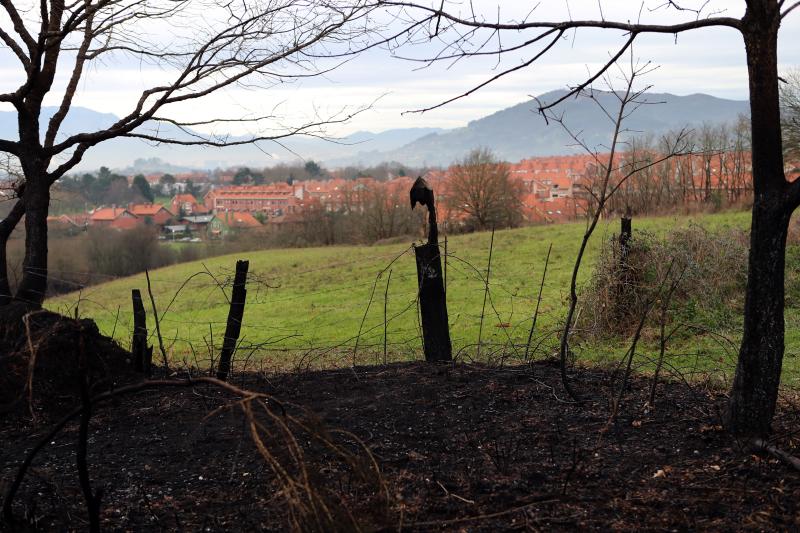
[[48, 209, 800, 385]]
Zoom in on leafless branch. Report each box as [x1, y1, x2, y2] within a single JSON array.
[[373, 1, 739, 114], [782, 1, 800, 18], [550, 51, 688, 402]]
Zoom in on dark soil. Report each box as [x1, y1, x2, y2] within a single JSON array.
[[2, 361, 800, 531]]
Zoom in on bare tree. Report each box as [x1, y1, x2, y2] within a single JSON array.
[[446, 148, 524, 231], [361, 183, 416, 241], [0, 0, 375, 305], [782, 69, 800, 162], [0, 155, 23, 304], [612, 120, 754, 214], [545, 59, 690, 401], [375, 0, 799, 438]]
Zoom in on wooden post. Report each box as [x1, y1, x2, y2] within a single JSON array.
[[410, 177, 452, 362], [614, 212, 633, 329], [414, 244, 452, 361], [131, 289, 152, 376], [217, 260, 249, 381], [619, 211, 632, 262]]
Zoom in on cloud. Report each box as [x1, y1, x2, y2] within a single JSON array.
[[1, 0, 798, 136]]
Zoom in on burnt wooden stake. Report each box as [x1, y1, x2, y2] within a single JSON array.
[[619, 212, 632, 261], [613, 212, 634, 329], [131, 289, 152, 376], [217, 260, 249, 381], [410, 177, 452, 362], [414, 244, 452, 362]]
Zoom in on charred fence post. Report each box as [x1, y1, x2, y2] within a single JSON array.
[[619, 210, 632, 262], [614, 211, 634, 329], [410, 177, 452, 362], [216, 260, 249, 381], [131, 289, 152, 376]]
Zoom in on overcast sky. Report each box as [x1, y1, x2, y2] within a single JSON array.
[[1, 0, 799, 136]]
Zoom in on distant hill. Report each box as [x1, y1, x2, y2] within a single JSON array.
[[334, 90, 751, 167], [0, 107, 443, 171], [0, 90, 748, 171]]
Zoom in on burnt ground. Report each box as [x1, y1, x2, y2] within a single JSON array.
[[2, 360, 800, 531]]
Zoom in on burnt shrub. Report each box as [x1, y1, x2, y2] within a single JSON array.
[[0, 302, 134, 417], [577, 224, 749, 339]]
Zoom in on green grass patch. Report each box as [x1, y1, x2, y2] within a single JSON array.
[[49, 210, 787, 377]]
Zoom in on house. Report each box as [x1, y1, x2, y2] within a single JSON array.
[[89, 207, 140, 229], [206, 211, 262, 238], [223, 211, 262, 229], [299, 178, 378, 213], [47, 214, 88, 235], [180, 214, 218, 237], [128, 203, 174, 226], [171, 194, 208, 216], [162, 224, 189, 240], [181, 214, 215, 232]]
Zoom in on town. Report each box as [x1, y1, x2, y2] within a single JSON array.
[[41, 150, 754, 241]]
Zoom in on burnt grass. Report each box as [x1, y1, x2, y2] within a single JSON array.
[[3, 360, 800, 531]]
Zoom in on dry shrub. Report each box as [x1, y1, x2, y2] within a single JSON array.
[[242, 402, 391, 532], [577, 224, 749, 339], [87, 226, 172, 277]]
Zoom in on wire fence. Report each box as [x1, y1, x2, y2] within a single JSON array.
[[38, 228, 765, 397], [42, 236, 580, 375]]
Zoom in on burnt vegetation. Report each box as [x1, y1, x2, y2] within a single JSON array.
[[3, 0, 800, 531]]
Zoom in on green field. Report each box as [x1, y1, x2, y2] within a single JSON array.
[[48, 209, 800, 384]]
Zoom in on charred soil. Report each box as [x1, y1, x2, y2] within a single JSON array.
[[2, 361, 800, 531]]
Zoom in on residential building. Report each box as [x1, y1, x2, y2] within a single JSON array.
[[128, 203, 174, 226], [204, 184, 300, 216], [171, 194, 208, 216], [89, 207, 140, 230], [207, 211, 263, 238], [46, 214, 89, 235]]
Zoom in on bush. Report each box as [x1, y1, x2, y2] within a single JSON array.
[[577, 224, 749, 338], [87, 226, 173, 278]]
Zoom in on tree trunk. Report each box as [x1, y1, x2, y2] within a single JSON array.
[[0, 199, 24, 305], [727, 3, 789, 437], [15, 178, 50, 306]]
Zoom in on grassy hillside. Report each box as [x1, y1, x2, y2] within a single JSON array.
[[50, 210, 799, 382]]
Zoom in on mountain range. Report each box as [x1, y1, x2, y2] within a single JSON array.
[[0, 90, 749, 172]]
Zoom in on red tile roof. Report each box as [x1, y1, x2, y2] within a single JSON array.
[[129, 204, 172, 216], [173, 194, 199, 205], [224, 211, 262, 228], [90, 207, 132, 221]]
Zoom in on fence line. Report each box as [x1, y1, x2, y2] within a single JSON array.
[[42, 229, 743, 389]]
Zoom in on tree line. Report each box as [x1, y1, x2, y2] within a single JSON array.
[[600, 117, 754, 215]]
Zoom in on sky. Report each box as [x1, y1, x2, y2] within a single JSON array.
[[1, 0, 799, 137]]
